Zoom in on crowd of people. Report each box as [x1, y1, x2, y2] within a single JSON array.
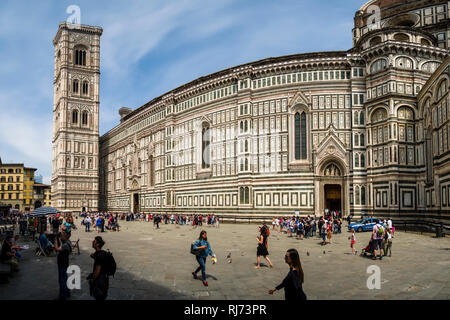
[[80, 213, 119, 233], [76, 212, 220, 231], [271, 211, 343, 246]]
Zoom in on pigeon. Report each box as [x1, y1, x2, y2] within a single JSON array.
[[307, 251, 310, 256], [323, 251, 326, 254], [226, 252, 232, 263]]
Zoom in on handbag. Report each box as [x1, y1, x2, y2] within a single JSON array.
[[190, 242, 204, 256]]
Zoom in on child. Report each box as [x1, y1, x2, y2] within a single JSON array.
[[348, 229, 356, 255], [326, 222, 332, 244]]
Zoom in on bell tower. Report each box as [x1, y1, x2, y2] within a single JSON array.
[[51, 23, 103, 212]]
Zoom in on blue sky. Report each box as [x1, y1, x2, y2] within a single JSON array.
[[0, 0, 365, 184]]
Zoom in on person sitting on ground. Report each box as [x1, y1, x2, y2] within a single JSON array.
[[1, 235, 19, 272]]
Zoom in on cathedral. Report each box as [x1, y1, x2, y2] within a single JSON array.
[[51, 0, 450, 224]]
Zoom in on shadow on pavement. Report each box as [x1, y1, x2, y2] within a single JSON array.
[[0, 234, 194, 300]]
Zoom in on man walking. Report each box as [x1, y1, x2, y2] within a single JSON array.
[[85, 215, 92, 232], [54, 232, 72, 300], [371, 221, 385, 260]]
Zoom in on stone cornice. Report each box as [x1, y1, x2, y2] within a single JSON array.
[[53, 22, 103, 46]]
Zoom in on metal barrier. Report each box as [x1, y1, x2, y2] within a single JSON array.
[[386, 219, 448, 237], [216, 214, 449, 238]]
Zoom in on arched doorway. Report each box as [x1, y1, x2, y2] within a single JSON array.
[[133, 193, 139, 214], [35, 201, 42, 209], [324, 184, 341, 212], [317, 161, 346, 217]]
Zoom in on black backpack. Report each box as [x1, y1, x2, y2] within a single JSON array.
[[103, 250, 117, 277]]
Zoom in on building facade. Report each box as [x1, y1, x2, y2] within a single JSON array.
[[0, 158, 37, 211], [33, 183, 52, 208], [52, 0, 450, 222]]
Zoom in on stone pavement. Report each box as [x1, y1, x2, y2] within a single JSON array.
[[1, 220, 450, 300]]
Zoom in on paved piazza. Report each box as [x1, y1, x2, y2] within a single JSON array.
[[1, 220, 450, 300]]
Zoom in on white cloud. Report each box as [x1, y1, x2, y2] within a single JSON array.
[[0, 92, 52, 167]]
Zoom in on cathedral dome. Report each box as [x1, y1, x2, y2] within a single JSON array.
[[119, 107, 133, 122]]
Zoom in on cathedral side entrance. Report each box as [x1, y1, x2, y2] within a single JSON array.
[[324, 184, 342, 212], [133, 193, 140, 214], [316, 162, 347, 216]]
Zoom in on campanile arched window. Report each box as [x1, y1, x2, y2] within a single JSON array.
[[72, 110, 79, 125], [82, 111, 88, 126], [82, 81, 89, 95], [295, 112, 307, 160], [75, 48, 86, 66], [72, 79, 79, 93]]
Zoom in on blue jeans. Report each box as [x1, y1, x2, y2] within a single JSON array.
[[58, 267, 70, 299], [85, 223, 90, 232], [195, 256, 207, 281]]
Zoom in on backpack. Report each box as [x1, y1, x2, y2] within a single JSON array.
[[376, 225, 384, 237], [103, 250, 117, 277]]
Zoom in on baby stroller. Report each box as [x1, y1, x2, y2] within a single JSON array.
[[361, 240, 374, 257]]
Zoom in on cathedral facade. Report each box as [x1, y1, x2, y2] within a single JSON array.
[[52, 0, 450, 223]]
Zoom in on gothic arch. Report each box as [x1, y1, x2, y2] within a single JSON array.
[[288, 103, 310, 164], [131, 179, 139, 190], [394, 103, 417, 118], [317, 156, 347, 177], [369, 106, 388, 123], [419, 60, 441, 72], [289, 103, 309, 114], [434, 75, 449, 101], [419, 94, 433, 120]]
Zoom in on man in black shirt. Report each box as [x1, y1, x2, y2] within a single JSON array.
[[54, 232, 72, 300], [88, 236, 109, 300]]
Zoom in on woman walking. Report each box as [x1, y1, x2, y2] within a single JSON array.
[[268, 248, 307, 301], [192, 230, 215, 287], [255, 226, 273, 269]]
